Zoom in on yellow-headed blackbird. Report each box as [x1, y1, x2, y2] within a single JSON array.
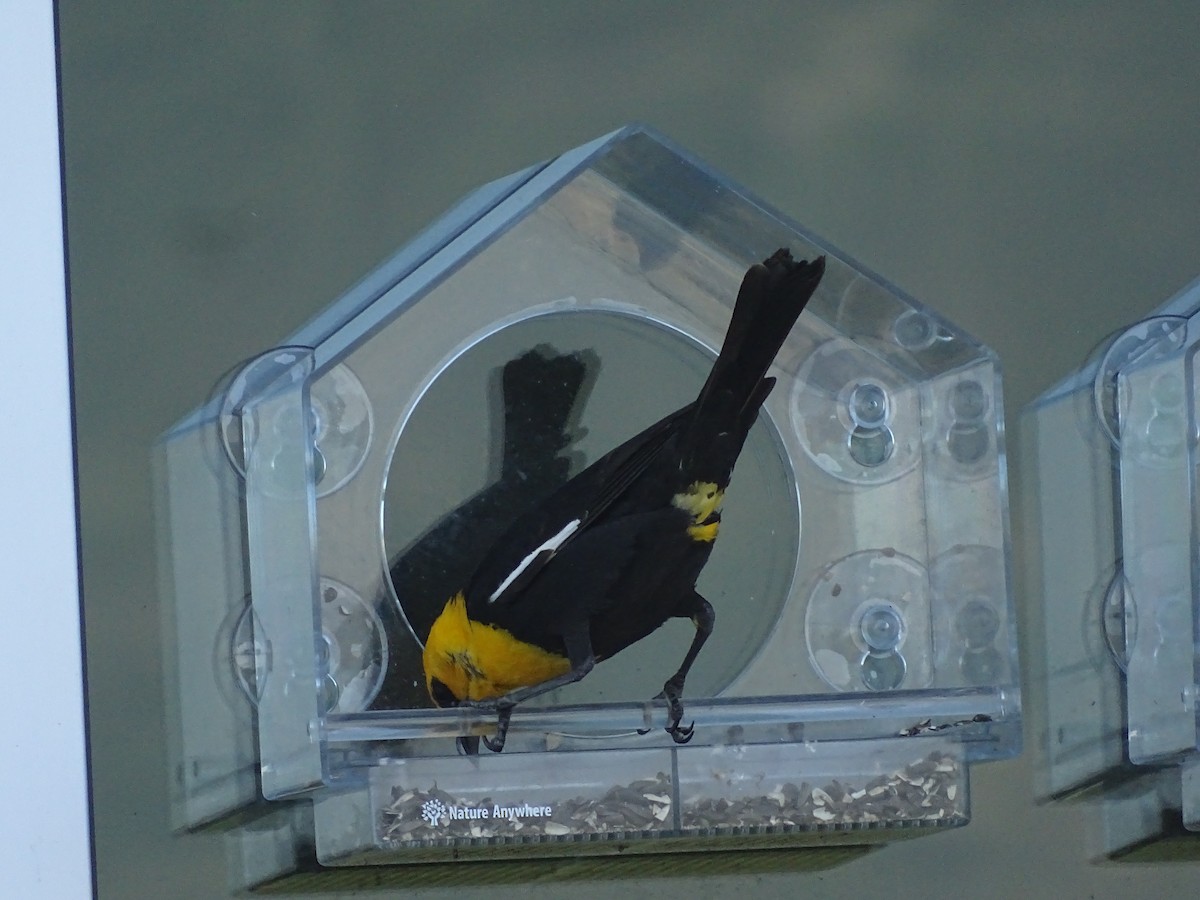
[[423, 249, 826, 752]]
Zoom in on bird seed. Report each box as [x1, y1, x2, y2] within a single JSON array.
[[376, 750, 963, 847]]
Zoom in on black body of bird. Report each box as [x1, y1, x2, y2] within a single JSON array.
[[422, 248, 826, 752]]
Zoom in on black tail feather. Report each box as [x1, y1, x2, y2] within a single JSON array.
[[682, 249, 825, 481]]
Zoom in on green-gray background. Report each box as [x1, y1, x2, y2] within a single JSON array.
[[60, 2, 1200, 897]]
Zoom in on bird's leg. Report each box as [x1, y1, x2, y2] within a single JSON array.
[[640, 592, 714, 743], [472, 622, 595, 753]]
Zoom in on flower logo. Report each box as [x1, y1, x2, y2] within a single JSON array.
[[421, 798, 448, 826]]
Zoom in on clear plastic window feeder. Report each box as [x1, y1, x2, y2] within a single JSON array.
[[156, 125, 1018, 866], [1022, 272, 1200, 857]]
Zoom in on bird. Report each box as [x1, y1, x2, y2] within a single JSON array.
[[422, 248, 826, 752]]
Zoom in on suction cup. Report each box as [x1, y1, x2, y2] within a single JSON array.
[[231, 600, 270, 705], [929, 375, 999, 482], [930, 544, 1009, 686], [1117, 363, 1196, 469], [891, 308, 947, 352], [233, 577, 386, 713], [792, 338, 921, 486], [218, 348, 372, 497], [306, 365, 374, 496], [1100, 566, 1135, 675], [315, 578, 388, 713], [1091, 316, 1188, 450], [806, 549, 932, 692]]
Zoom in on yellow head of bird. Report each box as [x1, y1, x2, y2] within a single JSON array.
[[422, 592, 572, 705]]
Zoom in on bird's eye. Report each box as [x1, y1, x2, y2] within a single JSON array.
[[429, 678, 459, 708]]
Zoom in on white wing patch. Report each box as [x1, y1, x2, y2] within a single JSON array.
[[487, 518, 581, 603]]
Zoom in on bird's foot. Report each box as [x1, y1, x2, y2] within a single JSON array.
[[661, 675, 694, 744], [479, 704, 512, 753], [635, 676, 695, 744], [457, 699, 512, 753]]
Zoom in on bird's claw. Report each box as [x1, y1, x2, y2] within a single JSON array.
[[455, 699, 511, 753], [636, 680, 694, 742], [662, 682, 694, 744], [482, 703, 513, 753], [666, 719, 695, 744]]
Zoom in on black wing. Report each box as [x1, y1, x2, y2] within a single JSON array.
[[465, 401, 694, 613], [472, 506, 688, 645]]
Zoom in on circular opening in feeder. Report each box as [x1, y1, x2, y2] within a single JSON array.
[[382, 307, 800, 708]]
